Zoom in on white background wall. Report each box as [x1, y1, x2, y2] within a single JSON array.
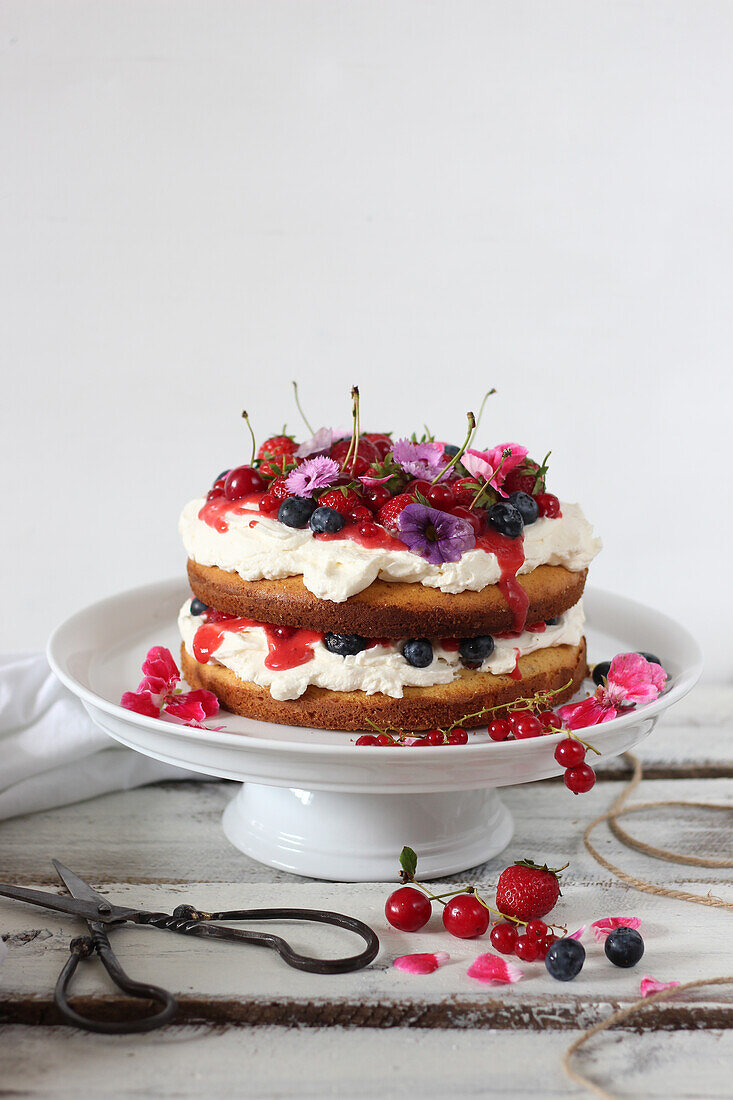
[[1, 1, 730, 677]]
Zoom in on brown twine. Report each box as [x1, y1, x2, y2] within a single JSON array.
[[563, 751, 733, 1098]]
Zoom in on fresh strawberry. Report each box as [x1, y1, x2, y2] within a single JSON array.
[[268, 476, 293, 503], [377, 493, 414, 531], [453, 477, 482, 505], [318, 487, 363, 516], [258, 435, 298, 479], [495, 860, 564, 922]]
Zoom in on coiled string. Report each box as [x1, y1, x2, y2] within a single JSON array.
[[563, 751, 733, 1099]]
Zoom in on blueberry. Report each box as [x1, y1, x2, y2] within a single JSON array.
[[545, 616, 559, 626], [638, 652, 662, 666], [605, 927, 644, 968], [190, 598, 209, 616], [545, 938, 586, 981], [309, 506, 346, 534], [458, 635, 495, 666], [508, 491, 539, 525], [592, 660, 611, 686], [324, 633, 368, 657], [402, 639, 434, 668], [278, 496, 316, 528], [488, 501, 524, 539], [443, 444, 461, 457]]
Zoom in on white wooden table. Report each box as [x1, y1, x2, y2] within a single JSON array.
[[2, 687, 732, 1098]]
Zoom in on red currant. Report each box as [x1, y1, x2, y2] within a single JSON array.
[[357, 520, 381, 540], [224, 465, 266, 500], [514, 934, 539, 961], [348, 504, 372, 523], [385, 886, 432, 932], [564, 763, 596, 794], [355, 734, 379, 746], [538, 710, 562, 729], [446, 727, 468, 745], [537, 933, 558, 959], [259, 492, 279, 514], [271, 625, 295, 640], [427, 483, 455, 509], [526, 919, 548, 940], [512, 714, 543, 739], [409, 738, 429, 747], [536, 493, 561, 519], [442, 894, 490, 939], [490, 922, 518, 954], [206, 484, 225, 501], [364, 484, 391, 511], [425, 730, 445, 746], [376, 733, 396, 746], [554, 738, 586, 768], [507, 709, 531, 732], [488, 718, 511, 741]]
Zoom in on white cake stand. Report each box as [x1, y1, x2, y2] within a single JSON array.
[[47, 580, 702, 881]]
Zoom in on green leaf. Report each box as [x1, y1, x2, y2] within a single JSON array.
[[399, 846, 418, 877]]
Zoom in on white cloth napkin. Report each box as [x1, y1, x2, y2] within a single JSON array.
[[0, 653, 201, 821]]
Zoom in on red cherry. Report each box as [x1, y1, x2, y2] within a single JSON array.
[[488, 718, 511, 742], [564, 763, 596, 794], [425, 730, 445, 746], [363, 432, 393, 459], [554, 738, 586, 768], [404, 478, 432, 498], [384, 886, 432, 932], [512, 714, 543, 739], [330, 438, 379, 474], [224, 465, 266, 501], [427, 483, 455, 509], [490, 922, 518, 954], [364, 484, 391, 511], [526, 919, 548, 940], [538, 710, 562, 729], [536, 493, 561, 519], [450, 505, 484, 536], [442, 894, 490, 939], [514, 934, 539, 961], [355, 734, 379, 746]]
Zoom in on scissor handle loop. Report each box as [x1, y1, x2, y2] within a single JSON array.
[[54, 928, 178, 1034]]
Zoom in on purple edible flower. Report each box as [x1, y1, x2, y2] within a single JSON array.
[[285, 456, 339, 497], [398, 503, 476, 565], [390, 438, 447, 480]]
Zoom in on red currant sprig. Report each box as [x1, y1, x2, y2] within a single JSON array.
[[553, 729, 600, 794]]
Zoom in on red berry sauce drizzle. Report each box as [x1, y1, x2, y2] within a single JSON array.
[[193, 613, 321, 671], [475, 528, 529, 632]]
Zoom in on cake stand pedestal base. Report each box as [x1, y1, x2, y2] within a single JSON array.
[[222, 783, 514, 881]]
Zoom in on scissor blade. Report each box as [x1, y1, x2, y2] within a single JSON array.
[[0, 882, 112, 922], [52, 860, 109, 906]]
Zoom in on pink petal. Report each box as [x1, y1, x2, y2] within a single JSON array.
[[467, 953, 523, 985], [165, 697, 207, 723], [640, 975, 680, 998], [358, 474, 392, 488], [568, 926, 586, 940], [557, 695, 617, 730], [462, 450, 495, 481], [137, 674, 169, 696], [141, 646, 180, 692], [591, 917, 641, 943], [607, 653, 667, 707], [181, 688, 220, 717], [393, 952, 450, 975], [120, 691, 161, 719]]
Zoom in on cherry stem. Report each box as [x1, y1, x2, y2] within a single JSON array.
[[468, 447, 512, 509], [241, 410, 256, 466], [409, 877, 566, 932], [431, 411, 476, 486], [468, 388, 496, 449], [342, 385, 360, 471], [292, 381, 314, 435]]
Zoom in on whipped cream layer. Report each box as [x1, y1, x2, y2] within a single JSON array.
[[180, 499, 601, 604], [179, 601, 585, 701]]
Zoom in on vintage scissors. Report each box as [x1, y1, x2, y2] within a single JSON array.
[[0, 859, 380, 1034]]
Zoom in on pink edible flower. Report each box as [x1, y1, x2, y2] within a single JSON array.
[[568, 926, 586, 940], [390, 439, 447, 480], [558, 653, 667, 729], [461, 443, 528, 496], [295, 427, 350, 458], [640, 975, 680, 998], [467, 953, 523, 985], [285, 456, 339, 497], [121, 646, 220, 729], [591, 917, 641, 943], [393, 952, 450, 975], [358, 473, 392, 489]]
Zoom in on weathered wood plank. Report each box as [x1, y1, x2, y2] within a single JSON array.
[[1, 1024, 732, 1098]]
